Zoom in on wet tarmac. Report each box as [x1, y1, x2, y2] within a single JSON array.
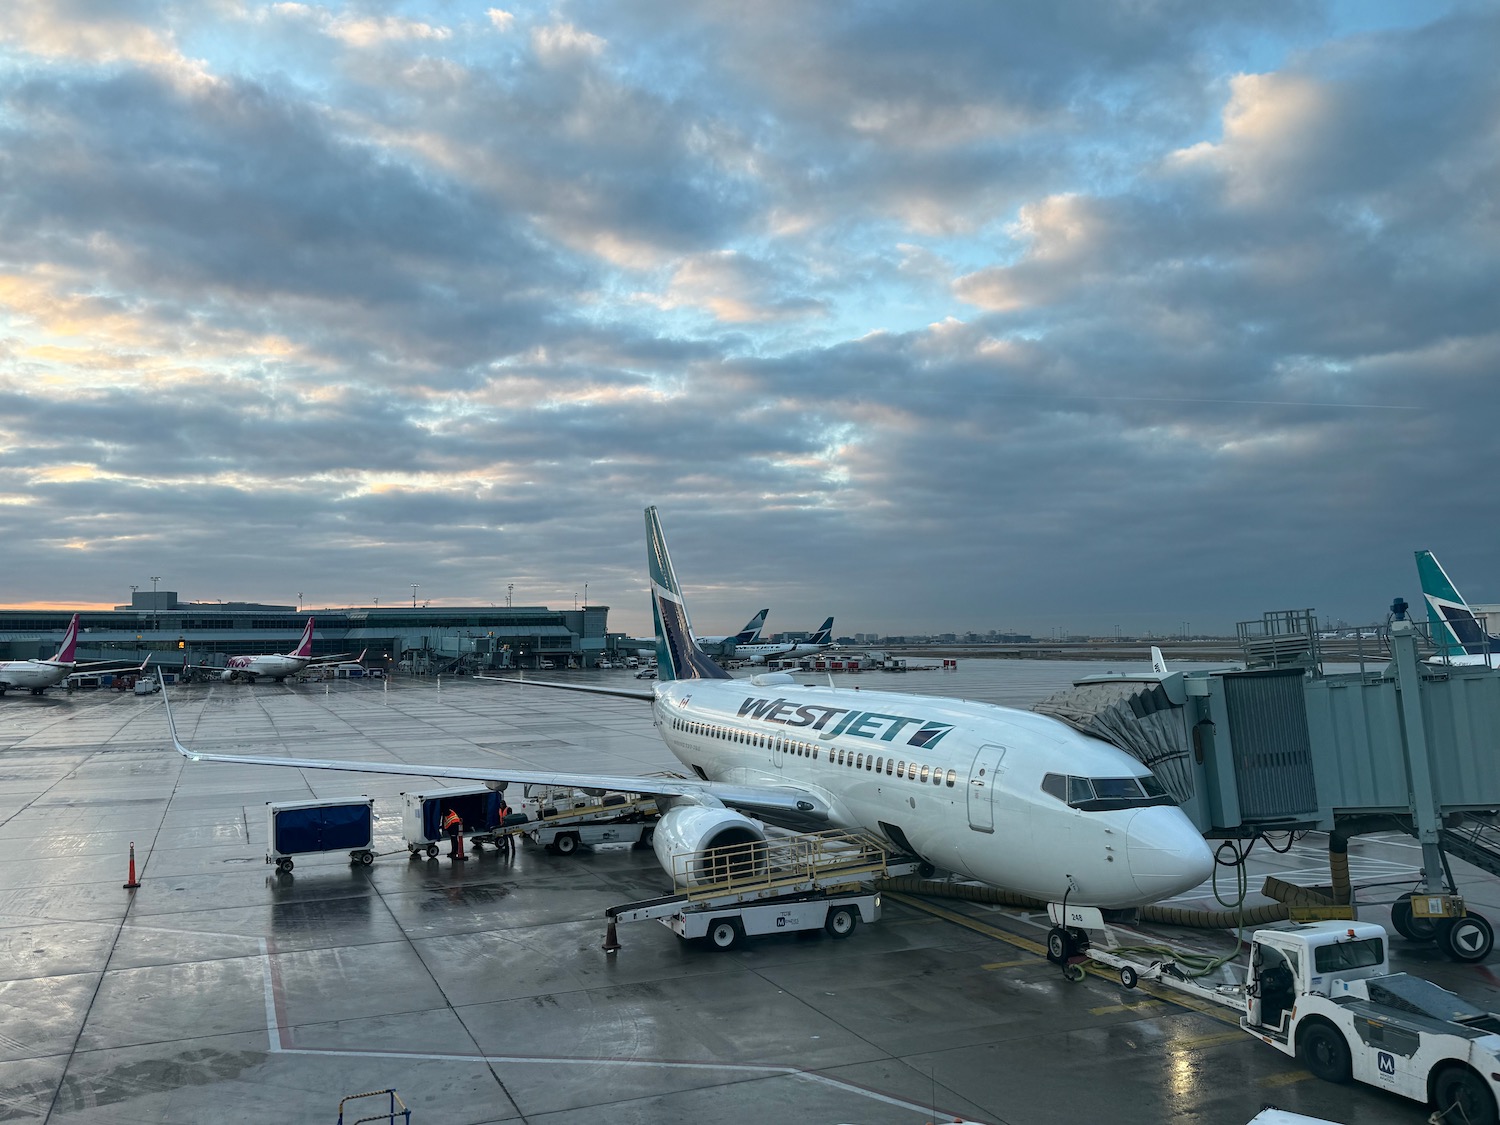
[[3, 675, 1497, 1124]]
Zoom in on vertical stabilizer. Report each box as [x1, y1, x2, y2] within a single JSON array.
[[808, 616, 835, 646], [291, 617, 315, 659], [645, 507, 732, 682], [734, 609, 770, 645], [54, 613, 79, 665], [1416, 550, 1495, 658], [1151, 646, 1168, 675]]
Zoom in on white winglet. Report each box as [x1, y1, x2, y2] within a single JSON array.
[[159, 670, 201, 761], [1150, 646, 1168, 675]]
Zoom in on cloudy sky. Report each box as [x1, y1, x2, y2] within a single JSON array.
[[2, 1, 1495, 639]]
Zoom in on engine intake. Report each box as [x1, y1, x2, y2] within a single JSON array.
[[652, 804, 768, 887]]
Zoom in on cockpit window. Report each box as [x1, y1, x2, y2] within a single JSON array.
[[1041, 772, 1177, 811]]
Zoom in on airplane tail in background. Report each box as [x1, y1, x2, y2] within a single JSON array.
[[808, 616, 835, 646], [1416, 550, 1498, 659], [53, 613, 79, 665], [733, 609, 770, 646], [646, 506, 732, 683], [289, 617, 315, 659], [1151, 646, 1168, 675]]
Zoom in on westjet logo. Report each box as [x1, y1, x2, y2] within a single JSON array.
[[737, 696, 953, 748]]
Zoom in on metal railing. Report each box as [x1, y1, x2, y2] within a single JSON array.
[[337, 1089, 410, 1125], [675, 829, 890, 900]]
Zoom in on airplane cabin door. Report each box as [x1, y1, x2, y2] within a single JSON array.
[[967, 745, 1006, 832]]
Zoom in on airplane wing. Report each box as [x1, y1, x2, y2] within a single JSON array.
[[158, 674, 828, 822], [475, 674, 654, 701]]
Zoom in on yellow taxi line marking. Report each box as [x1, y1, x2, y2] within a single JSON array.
[[981, 959, 1039, 971], [1260, 1071, 1314, 1088], [1090, 1001, 1165, 1016], [883, 891, 1244, 1029]]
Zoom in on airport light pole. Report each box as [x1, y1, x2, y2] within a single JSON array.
[[298, 592, 303, 612], [411, 584, 419, 609], [151, 576, 161, 633]]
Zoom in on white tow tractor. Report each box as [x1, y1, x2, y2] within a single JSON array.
[[521, 788, 660, 855], [1049, 909, 1500, 1124]]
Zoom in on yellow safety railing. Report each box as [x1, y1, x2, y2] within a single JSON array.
[[675, 829, 889, 900]]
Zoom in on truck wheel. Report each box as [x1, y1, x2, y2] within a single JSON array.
[[555, 832, 581, 856], [1434, 1065, 1498, 1125], [1442, 913, 1494, 963], [825, 905, 858, 939], [426, 843, 439, 859], [359, 850, 374, 866], [1391, 892, 1437, 942], [707, 918, 741, 951], [1300, 1022, 1352, 1084], [632, 828, 655, 850]]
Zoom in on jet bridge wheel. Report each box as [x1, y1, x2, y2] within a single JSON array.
[[1439, 913, 1494, 963], [1390, 892, 1438, 943]]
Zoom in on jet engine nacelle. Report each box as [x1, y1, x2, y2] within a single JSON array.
[[220, 670, 235, 682], [652, 803, 768, 887]]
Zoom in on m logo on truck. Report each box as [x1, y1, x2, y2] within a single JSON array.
[[1377, 1051, 1396, 1078]]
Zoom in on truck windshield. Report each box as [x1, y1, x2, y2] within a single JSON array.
[[1314, 937, 1384, 973]]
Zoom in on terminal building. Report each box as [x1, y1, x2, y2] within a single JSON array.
[[0, 590, 618, 674]]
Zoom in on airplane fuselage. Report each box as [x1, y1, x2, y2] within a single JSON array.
[[222, 654, 311, 682], [652, 677, 1211, 909], [0, 659, 72, 694]]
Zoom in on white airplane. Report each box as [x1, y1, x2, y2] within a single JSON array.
[[163, 507, 1213, 910], [0, 614, 144, 696], [1416, 549, 1500, 669], [694, 608, 770, 650], [218, 617, 350, 682], [736, 616, 836, 665]]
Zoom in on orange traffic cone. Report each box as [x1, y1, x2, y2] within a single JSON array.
[[123, 841, 141, 889], [451, 832, 467, 862]]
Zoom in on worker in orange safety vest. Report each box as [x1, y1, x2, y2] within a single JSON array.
[[443, 808, 466, 860]]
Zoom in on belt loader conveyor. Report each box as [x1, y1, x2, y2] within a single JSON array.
[[605, 829, 916, 950]]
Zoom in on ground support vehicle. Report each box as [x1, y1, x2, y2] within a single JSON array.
[[265, 797, 376, 872], [400, 786, 506, 858], [606, 829, 910, 950], [1048, 907, 1500, 1124], [523, 790, 660, 856]]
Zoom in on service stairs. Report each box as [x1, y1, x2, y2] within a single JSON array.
[[1440, 814, 1500, 879]]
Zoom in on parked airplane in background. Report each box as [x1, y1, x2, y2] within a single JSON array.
[[694, 608, 770, 650], [219, 617, 351, 682], [735, 616, 836, 664], [164, 508, 1213, 909], [0, 614, 142, 695], [1417, 550, 1500, 668]]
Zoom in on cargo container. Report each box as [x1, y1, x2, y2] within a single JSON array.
[[266, 797, 376, 872], [401, 786, 512, 857]]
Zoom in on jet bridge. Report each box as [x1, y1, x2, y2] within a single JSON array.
[[1033, 606, 1500, 959]]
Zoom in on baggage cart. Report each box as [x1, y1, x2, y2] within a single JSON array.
[[401, 786, 518, 857], [265, 797, 376, 873]]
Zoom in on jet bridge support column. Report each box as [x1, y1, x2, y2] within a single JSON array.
[[1390, 616, 1449, 898]]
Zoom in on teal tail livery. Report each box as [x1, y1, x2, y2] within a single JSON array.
[[734, 609, 770, 645], [1416, 549, 1500, 665], [646, 505, 733, 683], [808, 617, 835, 646]]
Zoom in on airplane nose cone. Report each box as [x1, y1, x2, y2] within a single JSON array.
[[1125, 808, 1214, 901]]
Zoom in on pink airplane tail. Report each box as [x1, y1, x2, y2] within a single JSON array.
[[55, 613, 80, 664], [291, 617, 315, 658]]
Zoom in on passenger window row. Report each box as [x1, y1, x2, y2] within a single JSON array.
[[670, 717, 958, 787]]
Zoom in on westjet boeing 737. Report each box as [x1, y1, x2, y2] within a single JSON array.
[[163, 508, 1212, 909], [735, 616, 837, 664], [694, 608, 770, 650]]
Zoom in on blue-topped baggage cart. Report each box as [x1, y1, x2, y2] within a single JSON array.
[[266, 797, 376, 873], [401, 786, 524, 857]]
